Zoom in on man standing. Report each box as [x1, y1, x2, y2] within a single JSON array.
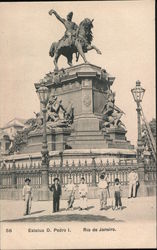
[[98, 174, 109, 210], [50, 178, 62, 213], [65, 177, 76, 210], [128, 169, 139, 198], [78, 177, 88, 210], [22, 178, 33, 216]]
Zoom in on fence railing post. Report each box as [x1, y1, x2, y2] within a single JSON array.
[[138, 161, 145, 182], [137, 160, 146, 196], [11, 160, 17, 188], [91, 157, 96, 186]]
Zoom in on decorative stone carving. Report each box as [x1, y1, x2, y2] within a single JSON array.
[[40, 68, 69, 86], [53, 68, 69, 84], [100, 68, 107, 80], [83, 94, 91, 107]]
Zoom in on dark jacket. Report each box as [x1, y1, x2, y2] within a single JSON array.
[[50, 184, 62, 198]]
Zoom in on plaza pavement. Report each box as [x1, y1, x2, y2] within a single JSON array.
[[0, 196, 156, 249], [0, 196, 156, 222]]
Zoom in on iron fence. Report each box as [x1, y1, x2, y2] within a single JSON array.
[[0, 158, 156, 189]]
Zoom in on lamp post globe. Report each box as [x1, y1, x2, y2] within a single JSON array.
[[131, 80, 145, 103], [37, 83, 49, 105], [131, 80, 145, 162]]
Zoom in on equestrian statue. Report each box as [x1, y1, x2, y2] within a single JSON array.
[[49, 9, 102, 71]]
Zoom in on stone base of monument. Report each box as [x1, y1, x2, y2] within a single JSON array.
[[66, 119, 133, 150], [20, 128, 71, 154], [17, 63, 135, 156], [20, 126, 133, 154], [105, 127, 134, 149]]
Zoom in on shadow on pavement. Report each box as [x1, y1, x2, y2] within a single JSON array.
[[109, 205, 127, 211], [30, 210, 45, 215], [73, 206, 94, 211], [122, 206, 127, 210], [1, 214, 124, 223]]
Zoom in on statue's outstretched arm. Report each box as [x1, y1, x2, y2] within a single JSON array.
[[49, 9, 65, 25]]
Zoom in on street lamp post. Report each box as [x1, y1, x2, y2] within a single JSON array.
[[131, 80, 145, 162], [37, 83, 50, 198]]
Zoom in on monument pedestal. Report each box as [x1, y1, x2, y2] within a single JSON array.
[[34, 63, 134, 152], [18, 64, 134, 155], [17, 64, 134, 155]]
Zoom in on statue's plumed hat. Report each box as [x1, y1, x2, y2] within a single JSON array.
[[67, 11, 73, 19]]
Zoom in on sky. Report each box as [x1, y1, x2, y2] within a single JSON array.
[[0, 1, 155, 146]]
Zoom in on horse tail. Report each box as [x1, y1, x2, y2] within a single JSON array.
[[49, 42, 56, 57]]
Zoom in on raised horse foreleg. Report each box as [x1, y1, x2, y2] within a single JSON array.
[[87, 44, 102, 54]]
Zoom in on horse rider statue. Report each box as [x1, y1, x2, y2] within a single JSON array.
[[48, 9, 102, 71]]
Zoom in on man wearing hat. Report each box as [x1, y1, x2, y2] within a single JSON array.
[[128, 168, 139, 198], [78, 177, 88, 210], [22, 178, 33, 216], [50, 177, 62, 213]]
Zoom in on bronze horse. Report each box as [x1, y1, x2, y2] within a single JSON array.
[[49, 18, 101, 71]]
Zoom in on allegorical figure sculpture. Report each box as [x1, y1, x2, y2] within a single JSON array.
[[46, 96, 60, 122], [48, 9, 102, 70], [102, 89, 125, 129], [9, 96, 74, 154], [46, 96, 74, 129]]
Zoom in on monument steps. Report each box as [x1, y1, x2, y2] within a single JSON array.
[[108, 142, 134, 149], [67, 143, 109, 149], [68, 134, 106, 141]]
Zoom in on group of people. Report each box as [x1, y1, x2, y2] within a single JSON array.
[[22, 169, 139, 216]]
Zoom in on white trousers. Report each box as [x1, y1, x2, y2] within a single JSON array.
[[128, 183, 136, 197], [99, 189, 107, 209], [80, 196, 87, 209]]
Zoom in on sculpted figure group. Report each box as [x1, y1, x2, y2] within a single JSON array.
[[46, 95, 74, 129], [8, 96, 74, 153], [102, 89, 125, 129], [26, 95, 74, 131]]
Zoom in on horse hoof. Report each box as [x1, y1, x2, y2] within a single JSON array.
[[97, 50, 102, 54]]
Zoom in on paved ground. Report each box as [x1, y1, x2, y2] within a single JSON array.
[[0, 196, 156, 222], [0, 196, 156, 249]]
